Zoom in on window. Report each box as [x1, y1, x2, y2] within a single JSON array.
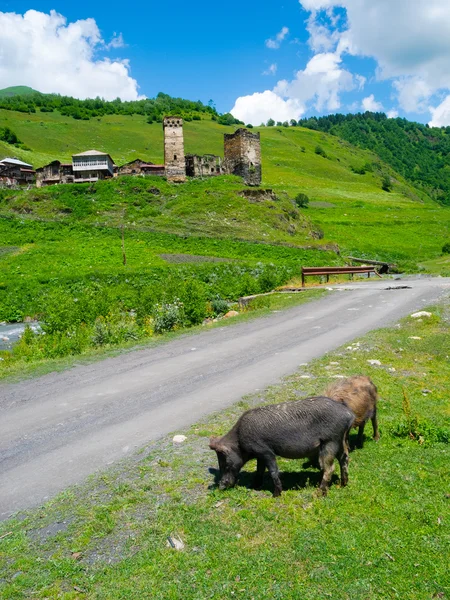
[[174, 154, 177, 160]]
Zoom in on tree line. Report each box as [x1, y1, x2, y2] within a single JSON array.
[[0, 91, 219, 122]]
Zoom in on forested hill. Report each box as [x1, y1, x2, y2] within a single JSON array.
[[0, 88, 242, 125], [298, 112, 450, 205]]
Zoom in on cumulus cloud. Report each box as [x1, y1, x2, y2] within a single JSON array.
[[299, 0, 450, 117], [275, 51, 356, 113], [392, 78, 432, 113], [387, 109, 399, 119], [361, 94, 383, 112], [0, 10, 142, 100], [231, 49, 360, 124], [230, 90, 304, 125], [429, 96, 450, 127], [266, 27, 289, 49]]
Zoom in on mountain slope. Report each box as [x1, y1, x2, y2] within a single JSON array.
[[0, 86, 39, 98], [300, 111, 450, 205], [1, 105, 449, 264]]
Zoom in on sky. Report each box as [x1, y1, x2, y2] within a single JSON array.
[[2, 0, 450, 126]]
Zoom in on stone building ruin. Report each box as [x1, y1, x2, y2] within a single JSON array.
[[185, 153, 223, 178], [163, 116, 186, 182], [224, 128, 262, 186]]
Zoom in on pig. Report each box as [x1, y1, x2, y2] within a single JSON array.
[[209, 396, 354, 497], [325, 375, 379, 448]]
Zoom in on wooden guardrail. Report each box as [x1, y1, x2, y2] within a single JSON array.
[[301, 265, 378, 287]]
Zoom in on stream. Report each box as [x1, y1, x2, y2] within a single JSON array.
[[0, 322, 41, 350]]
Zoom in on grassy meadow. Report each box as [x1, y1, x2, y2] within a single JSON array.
[[1, 108, 449, 264], [0, 301, 448, 599], [1, 109, 450, 375]]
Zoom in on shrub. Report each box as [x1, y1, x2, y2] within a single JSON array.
[[315, 145, 327, 158], [181, 280, 208, 326], [152, 301, 184, 334], [381, 173, 392, 192], [294, 193, 309, 208], [442, 242, 450, 254], [211, 296, 229, 316]]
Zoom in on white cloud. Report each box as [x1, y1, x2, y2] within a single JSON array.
[[230, 90, 304, 125], [429, 96, 450, 127], [299, 0, 336, 10], [105, 32, 126, 50], [262, 63, 278, 76], [361, 94, 383, 112], [392, 78, 432, 113], [275, 51, 357, 112], [300, 0, 450, 117], [0, 10, 142, 100], [355, 74, 366, 90], [266, 27, 289, 49], [387, 109, 399, 119]]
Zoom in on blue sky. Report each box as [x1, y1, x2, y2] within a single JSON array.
[[2, 0, 450, 126]]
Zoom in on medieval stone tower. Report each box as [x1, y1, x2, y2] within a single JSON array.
[[224, 128, 262, 186], [163, 116, 186, 182]]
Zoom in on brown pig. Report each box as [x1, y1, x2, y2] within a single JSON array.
[[325, 375, 379, 447]]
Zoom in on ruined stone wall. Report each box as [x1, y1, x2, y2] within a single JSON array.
[[163, 117, 186, 182], [185, 154, 222, 177], [224, 128, 262, 186]]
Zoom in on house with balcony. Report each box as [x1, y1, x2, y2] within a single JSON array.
[[72, 150, 115, 183]]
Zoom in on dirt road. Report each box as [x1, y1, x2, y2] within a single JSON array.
[[1, 277, 448, 519]]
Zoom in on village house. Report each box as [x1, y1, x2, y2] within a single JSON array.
[[118, 158, 165, 177], [35, 160, 74, 188], [0, 157, 35, 187], [72, 150, 115, 183]]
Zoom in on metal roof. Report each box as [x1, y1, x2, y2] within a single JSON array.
[[0, 157, 33, 168], [72, 150, 109, 157]]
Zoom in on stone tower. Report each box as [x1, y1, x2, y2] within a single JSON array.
[[224, 128, 262, 186], [163, 116, 186, 182]]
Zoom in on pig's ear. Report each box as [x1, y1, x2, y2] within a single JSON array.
[[209, 436, 229, 453], [209, 436, 220, 450]]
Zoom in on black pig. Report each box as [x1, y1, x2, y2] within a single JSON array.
[[210, 396, 354, 496]]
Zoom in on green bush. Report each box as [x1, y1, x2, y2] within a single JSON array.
[[211, 296, 229, 316], [315, 145, 327, 158], [442, 242, 450, 254], [152, 301, 184, 334], [181, 279, 208, 326], [381, 173, 392, 192], [294, 193, 309, 208]]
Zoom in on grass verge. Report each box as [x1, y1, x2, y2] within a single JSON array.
[[0, 299, 449, 599], [0, 289, 326, 382]]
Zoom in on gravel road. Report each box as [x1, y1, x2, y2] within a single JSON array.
[[1, 277, 449, 519]]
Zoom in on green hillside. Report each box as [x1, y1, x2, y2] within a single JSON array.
[[1, 106, 449, 264], [0, 86, 38, 98], [300, 111, 450, 205], [1, 100, 450, 375]]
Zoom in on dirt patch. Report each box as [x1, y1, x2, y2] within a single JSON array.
[[309, 201, 336, 208], [238, 189, 278, 202], [159, 254, 231, 264], [0, 246, 20, 257]]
